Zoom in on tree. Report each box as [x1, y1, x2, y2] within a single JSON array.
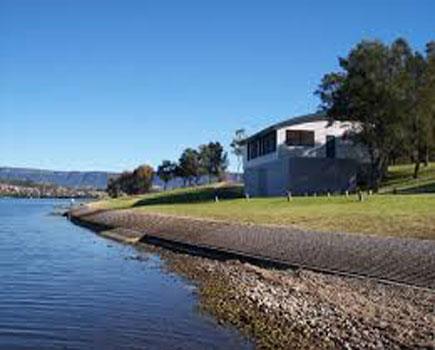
[[316, 38, 411, 190], [107, 176, 123, 198], [132, 164, 154, 194], [419, 42, 435, 167], [199, 142, 228, 182], [393, 40, 435, 178], [427, 41, 435, 163], [107, 171, 133, 197], [106, 165, 154, 197], [157, 160, 177, 190], [230, 129, 246, 177], [178, 148, 202, 186]]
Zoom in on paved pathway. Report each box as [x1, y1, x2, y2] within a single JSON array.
[[72, 207, 435, 290]]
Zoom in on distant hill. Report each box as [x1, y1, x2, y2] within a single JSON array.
[[0, 167, 116, 189], [0, 166, 242, 190]]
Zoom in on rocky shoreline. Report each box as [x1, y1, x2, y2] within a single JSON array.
[[139, 241, 434, 350], [69, 206, 435, 350]]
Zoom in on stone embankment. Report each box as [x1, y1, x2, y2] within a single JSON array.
[[70, 205, 435, 350], [70, 205, 435, 290]]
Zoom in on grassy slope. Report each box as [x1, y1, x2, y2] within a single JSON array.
[[92, 164, 435, 240], [380, 162, 435, 193]]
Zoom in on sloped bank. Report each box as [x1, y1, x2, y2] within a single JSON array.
[[69, 205, 435, 350], [69, 205, 435, 290]]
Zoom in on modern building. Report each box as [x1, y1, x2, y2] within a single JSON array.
[[241, 113, 369, 196]]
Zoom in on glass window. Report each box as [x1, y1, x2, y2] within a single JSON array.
[[286, 130, 315, 147], [247, 131, 277, 160]]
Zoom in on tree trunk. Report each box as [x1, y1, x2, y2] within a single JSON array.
[[372, 154, 387, 192], [413, 161, 420, 179], [368, 146, 377, 191], [373, 161, 382, 192]]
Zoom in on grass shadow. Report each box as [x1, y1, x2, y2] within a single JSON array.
[[133, 183, 244, 207], [396, 182, 435, 194]]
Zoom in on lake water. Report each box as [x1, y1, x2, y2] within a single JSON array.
[[0, 199, 252, 350]]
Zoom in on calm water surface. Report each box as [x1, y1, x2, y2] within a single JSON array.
[[0, 199, 252, 350]]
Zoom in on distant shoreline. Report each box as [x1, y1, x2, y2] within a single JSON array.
[[0, 182, 105, 199]]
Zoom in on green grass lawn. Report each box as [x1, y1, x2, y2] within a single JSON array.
[[93, 183, 244, 210], [92, 181, 435, 240], [381, 162, 435, 194]]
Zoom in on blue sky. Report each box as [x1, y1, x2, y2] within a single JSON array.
[[1, 0, 433, 172]]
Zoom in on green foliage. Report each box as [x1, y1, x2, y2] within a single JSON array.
[[199, 142, 228, 182], [400, 42, 435, 177], [107, 164, 154, 197], [176, 142, 228, 186], [113, 142, 230, 196], [177, 148, 202, 185], [156, 160, 177, 190], [317, 38, 435, 187], [132, 165, 154, 193]]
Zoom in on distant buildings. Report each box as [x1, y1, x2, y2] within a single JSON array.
[[241, 113, 369, 196]]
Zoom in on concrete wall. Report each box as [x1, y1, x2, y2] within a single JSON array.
[[244, 159, 290, 197], [244, 156, 361, 197], [287, 157, 359, 194]]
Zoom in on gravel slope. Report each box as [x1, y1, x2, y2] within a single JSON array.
[[71, 206, 435, 290]]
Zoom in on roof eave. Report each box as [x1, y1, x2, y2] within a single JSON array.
[[241, 112, 328, 144]]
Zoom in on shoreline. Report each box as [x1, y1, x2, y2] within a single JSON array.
[[150, 245, 435, 350], [69, 205, 435, 350], [69, 205, 435, 290], [70, 214, 434, 293]]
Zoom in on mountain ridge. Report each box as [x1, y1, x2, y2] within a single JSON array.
[[0, 167, 116, 189]]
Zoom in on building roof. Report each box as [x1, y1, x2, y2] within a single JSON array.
[[241, 112, 328, 143]]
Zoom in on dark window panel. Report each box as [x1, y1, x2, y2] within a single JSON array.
[[247, 130, 277, 160], [286, 130, 315, 147]]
